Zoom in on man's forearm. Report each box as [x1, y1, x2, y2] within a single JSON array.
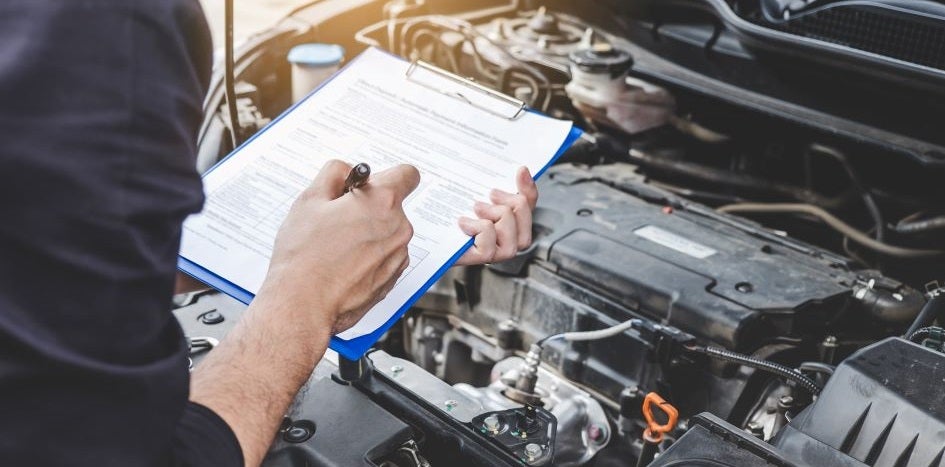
[[189, 290, 332, 466]]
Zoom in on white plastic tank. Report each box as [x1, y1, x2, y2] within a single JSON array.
[[287, 43, 345, 103], [565, 43, 675, 134]]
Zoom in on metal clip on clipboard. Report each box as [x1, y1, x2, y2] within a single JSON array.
[[406, 59, 527, 121]]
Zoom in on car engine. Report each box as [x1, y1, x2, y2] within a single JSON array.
[[178, 1, 945, 465]]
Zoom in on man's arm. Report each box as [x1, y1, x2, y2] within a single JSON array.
[[190, 161, 419, 466], [188, 161, 538, 465]]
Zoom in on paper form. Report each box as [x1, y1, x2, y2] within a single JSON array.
[[180, 47, 573, 340]]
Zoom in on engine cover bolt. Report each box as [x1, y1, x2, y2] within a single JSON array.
[[200, 310, 224, 325], [747, 421, 765, 439], [282, 420, 316, 443], [484, 415, 501, 433], [524, 443, 543, 460]]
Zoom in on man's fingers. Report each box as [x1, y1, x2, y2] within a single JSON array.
[[515, 166, 538, 209], [473, 202, 518, 260], [308, 159, 352, 200], [457, 217, 497, 265], [488, 190, 533, 250], [369, 164, 421, 205]]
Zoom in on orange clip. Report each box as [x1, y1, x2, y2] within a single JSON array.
[[642, 392, 679, 443]]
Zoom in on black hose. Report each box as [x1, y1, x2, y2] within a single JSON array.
[[909, 326, 941, 343], [627, 149, 849, 208], [691, 346, 822, 396], [810, 144, 885, 242], [223, 0, 240, 150], [904, 293, 945, 338]]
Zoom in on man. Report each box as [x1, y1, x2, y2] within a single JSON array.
[[0, 1, 537, 465]]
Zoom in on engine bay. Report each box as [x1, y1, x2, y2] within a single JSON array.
[[181, 1, 945, 465]]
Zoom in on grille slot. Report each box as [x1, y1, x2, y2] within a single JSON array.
[[770, 6, 945, 70]]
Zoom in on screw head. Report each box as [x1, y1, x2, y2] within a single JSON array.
[[444, 399, 458, 411], [484, 415, 501, 432], [735, 282, 754, 293], [524, 443, 542, 459], [390, 364, 404, 375], [200, 310, 224, 325], [746, 421, 765, 438], [587, 424, 606, 442], [282, 421, 316, 443]]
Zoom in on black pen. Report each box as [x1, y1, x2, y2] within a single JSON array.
[[343, 163, 371, 193]]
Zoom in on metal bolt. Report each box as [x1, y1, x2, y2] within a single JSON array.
[[444, 400, 458, 411], [587, 424, 606, 443], [284, 426, 310, 443], [391, 364, 404, 376], [484, 415, 501, 433], [822, 335, 839, 364], [747, 421, 765, 439], [282, 421, 316, 443], [525, 443, 542, 460], [200, 310, 224, 325]]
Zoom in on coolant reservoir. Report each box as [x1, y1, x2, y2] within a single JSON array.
[[565, 43, 674, 134], [287, 43, 345, 103]]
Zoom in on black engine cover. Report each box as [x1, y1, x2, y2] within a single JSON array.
[[421, 163, 873, 416], [653, 338, 945, 466], [533, 163, 855, 350]]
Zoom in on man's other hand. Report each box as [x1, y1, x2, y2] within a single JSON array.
[[259, 160, 420, 336], [456, 166, 538, 266]]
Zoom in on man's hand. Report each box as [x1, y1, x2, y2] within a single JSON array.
[[261, 160, 420, 336], [190, 160, 419, 467], [456, 166, 538, 265]]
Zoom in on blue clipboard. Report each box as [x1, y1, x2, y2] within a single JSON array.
[[178, 47, 583, 360]]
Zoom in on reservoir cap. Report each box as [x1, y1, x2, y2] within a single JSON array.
[[569, 44, 633, 76], [288, 43, 345, 68]]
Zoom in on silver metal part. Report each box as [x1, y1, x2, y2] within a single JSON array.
[[525, 442, 543, 460], [405, 59, 526, 120], [483, 414, 501, 433], [743, 382, 794, 441], [187, 336, 219, 371], [507, 344, 542, 405], [454, 356, 611, 466], [369, 350, 484, 423], [188, 336, 220, 350]]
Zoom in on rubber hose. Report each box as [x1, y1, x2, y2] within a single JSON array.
[[697, 346, 822, 396], [893, 216, 945, 235], [904, 294, 945, 339], [909, 326, 939, 343]]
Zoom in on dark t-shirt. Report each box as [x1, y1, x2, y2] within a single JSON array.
[[0, 1, 242, 465]]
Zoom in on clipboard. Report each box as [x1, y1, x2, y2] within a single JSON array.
[[178, 47, 583, 360]]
